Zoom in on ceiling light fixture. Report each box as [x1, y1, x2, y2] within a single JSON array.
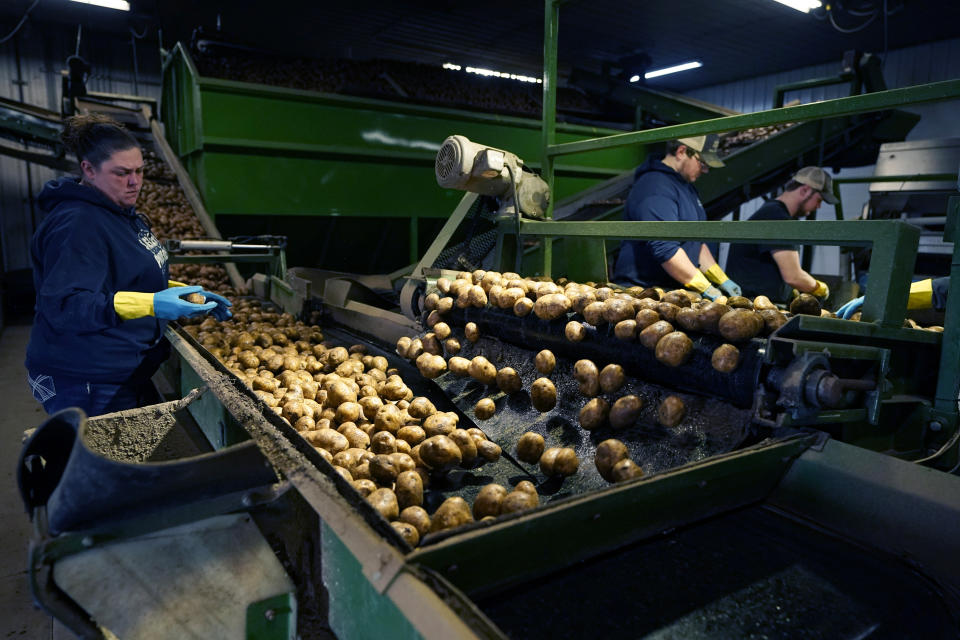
[[770, 0, 822, 13], [637, 61, 703, 81], [69, 0, 130, 11]]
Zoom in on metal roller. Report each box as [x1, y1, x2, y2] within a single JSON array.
[[450, 306, 764, 409]]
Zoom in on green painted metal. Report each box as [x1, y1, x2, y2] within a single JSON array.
[[541, 0, 561, 276], [773, 72, 855, 108], [934, 196, 960, 424], [408, 436, 814, 597], [513, 218, 919, 326], [246, 593, 297, 640], [547, 79, 960, 157], [321, 521, 423, 640]]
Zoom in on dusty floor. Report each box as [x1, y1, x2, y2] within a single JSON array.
[[0, 323, 72, 638]]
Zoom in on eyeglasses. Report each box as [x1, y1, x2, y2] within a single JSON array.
[[689, 151, 709, 170]]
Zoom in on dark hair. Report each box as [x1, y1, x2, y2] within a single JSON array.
[[783, 180, 804, 192], [60, 114, 140, 168], [665, 140, 683, 156]]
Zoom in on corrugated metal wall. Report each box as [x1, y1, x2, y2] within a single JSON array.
[[0, 22, 160, 275], [684, 37, 960, 277]]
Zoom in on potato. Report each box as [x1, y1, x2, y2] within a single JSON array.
[[610, 458, 645, 482], [469, 356, 497, 385], [639, 320, 674, 349], [437, 297, 454, 314], [608, 395, 642, 431], [467, 285, 488, 308], [422, 412, 458, 437], [352, 479, 377, 497], [727, 295, 753, 309], [534, 293, 572, 321], [374, 404, 403, 434], [655, 331, 693, 367], [530, 377, 558, 412], [599, 364, 625, 394], [515, 480, 538, 497], [477, 440, 501, 462], [419, 435, 462, 471], [305, 428, 349, 453], [718, 309, 764, 342], [500, 490, 538, 514], [516, 432, 546, 463], [399, 506, 431, 538], [448, 356, 471, 377], [759, 309, 788, 333], [449, 429, 479, 464], [573, 359, 600, 397], [397, 425, 426, 446], [752, 295, 777, 311], [335, 401, 363, 425], [326, 380, 357, 407], [656, 302, 681, 323], [513, 296, 534, 317], [436, 277, 452, 294], [790, 293, 822, 316], [338, 422, 371, 449], [370, 430, 398, 454], [612, 319, 636, 341], [635, 308, 660, 331], [567, 288, 597, 313], [391, 521, 420, 547], [407, 397, 437, 420], [565, 321, 586, 342], [658, 395, 686, 427], [595, 439, 629, 481], [395, 470, 424, 509], [603, 298, 634, 324], [711, 344, 740, 373], [465, 322, 480, 343], [370, 454, 401, 485], [430, 496, 474, 533], [582, 301, 606, 326], [535, 349, 556, 375], [496, 367, 523, 394], [540, 447, 579, 477], [661, 290, 691, 308], [282, 400, 305, 422], [333, 465, 353, 482], [294, 415, 316, 432], [695, 302, 730, 334], [443, 338, 461, 355], [366, 488, 399, 520], [675, 307, 702, 332], [433, 322, 451, 340], [416, 353, 447, 379], [473, 483, 508, 519], [579, 397, 610, 430], [467, 396, 495, 421]]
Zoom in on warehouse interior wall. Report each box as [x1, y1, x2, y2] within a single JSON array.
[[690, 37, 960, 278], [0, 21, 160, 321]]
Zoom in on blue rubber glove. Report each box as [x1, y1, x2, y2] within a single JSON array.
[[702, 285, 723, 301], [153, 285, 217, 320], [836, 296, 864, 319], [201, 290, 234, 321], [719, 279, 742, 297]]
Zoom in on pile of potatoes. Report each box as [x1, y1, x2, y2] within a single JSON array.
[[185, 298, 525, 546], [139, 150, 238, 297]]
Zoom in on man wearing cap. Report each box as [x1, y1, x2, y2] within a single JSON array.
[[612, 135, 741, 300], [726, 166, 836, 302]]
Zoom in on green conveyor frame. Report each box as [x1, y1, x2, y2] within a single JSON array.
[[159, 43, 643, 269]]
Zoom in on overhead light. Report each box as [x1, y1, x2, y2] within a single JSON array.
[[770, 0, 822, 12], [69, 0, 131, 11], [638, 61, 703, 80]]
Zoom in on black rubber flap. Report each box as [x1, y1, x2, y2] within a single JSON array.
[[37, 397, 277, 534]]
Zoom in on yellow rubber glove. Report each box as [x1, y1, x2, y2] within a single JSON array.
[[702, 264, 729, 285], [685, 271, 712, 293], [168, 280, 187, 287], [907, 278, 934, 310], [114, 291, 155, 320], [811, 279, 830, 300]]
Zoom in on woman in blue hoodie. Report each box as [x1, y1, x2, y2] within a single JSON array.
[[25, 114, 231, 416]]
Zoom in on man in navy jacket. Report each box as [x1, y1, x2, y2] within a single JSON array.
[[612, 135, 740, 300]]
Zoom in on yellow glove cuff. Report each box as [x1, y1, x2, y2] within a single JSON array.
[[812, 280, 829, 298], [168, 280, 187, 287], [907, 278, 934, 310], [114, 291, 155, 320], [685, 271, 712, 293], [702, 263, 729, 285]]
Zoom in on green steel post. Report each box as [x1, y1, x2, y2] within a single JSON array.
[[541, 0, 560, 277], [935, 196, 960, 417], [547, 79, 960, 157]]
